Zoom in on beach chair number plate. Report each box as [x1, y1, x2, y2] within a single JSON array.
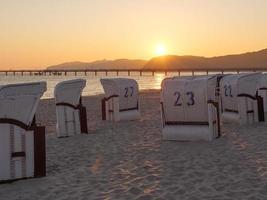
[[124, 87, 134, 97], [224, 85, 233, 97], [174, 91, 195, 106]]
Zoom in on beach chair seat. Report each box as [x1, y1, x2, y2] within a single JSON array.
[[100, 78, 140, 121], [0, 82, 47, 182], [220, 73, 262, 125], [54, 79, 88, 137], [161, 75, 220, 141]]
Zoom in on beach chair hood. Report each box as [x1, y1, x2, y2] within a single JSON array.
[[0, 81, 47, 126], [54, 79, 86, 105]]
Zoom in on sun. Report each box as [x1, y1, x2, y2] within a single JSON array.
[[155, 43, 167, 56]]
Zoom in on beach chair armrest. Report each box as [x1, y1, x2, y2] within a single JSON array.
[[56, 102, 80, 110], [237, 93, 257, 100], [103, 95, 119, 102]]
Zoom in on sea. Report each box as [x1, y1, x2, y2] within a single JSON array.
[[0, 71, 184, 99], [1, 70, 246, 99]]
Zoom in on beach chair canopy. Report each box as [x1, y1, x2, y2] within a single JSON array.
[[0, 82, 47, 126], [101, 78, 139, 111], [161, 75, 218, 123], [54, 79, 86, 105], [220, 73, 262, 112]]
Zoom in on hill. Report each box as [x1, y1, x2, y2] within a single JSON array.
[[144, 49, 267, 70], [46, 59, 147, 70], [46, 49, 267, 70]]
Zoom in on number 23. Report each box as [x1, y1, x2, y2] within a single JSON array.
[[174, 91, 195, 106]]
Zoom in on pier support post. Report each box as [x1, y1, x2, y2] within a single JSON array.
[[140, 71, 142, 76], [105, 70, 108, 76], [116, 70, 119, 76], [152, 71, 155, 76], [128, 70, 130, 76], [75, 71, 77, 76], [165, 71, 167, 76], [95, 71, 97, 76]]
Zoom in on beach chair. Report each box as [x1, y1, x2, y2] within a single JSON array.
[[100, 78, 140, 121], [0, 82, 47, 182], [161, 75, 220, 141], [54, 79, 88, 137], [220, 73, 263, 125]]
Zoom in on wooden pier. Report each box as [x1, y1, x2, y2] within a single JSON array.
[[0, 68, 263, 76]]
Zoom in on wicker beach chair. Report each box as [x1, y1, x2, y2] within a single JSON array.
[[161, 75, 221, 141], [220, 72, 263, 125], [0, 82, 47, 182], [100, 78, 140, 121], [54, 79, 88, 137]]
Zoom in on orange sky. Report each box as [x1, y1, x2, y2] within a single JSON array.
[[1, 0, 267, 69]]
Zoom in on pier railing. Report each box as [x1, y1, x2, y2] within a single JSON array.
[[0, 68, 264, 76]]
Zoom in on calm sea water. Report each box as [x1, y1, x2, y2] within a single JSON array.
[[0, 72, 188, 99], [1, 70, 245, 99], [0, 70, 247, 98]]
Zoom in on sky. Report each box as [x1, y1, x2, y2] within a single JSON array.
[[1, 0, 267, 69]]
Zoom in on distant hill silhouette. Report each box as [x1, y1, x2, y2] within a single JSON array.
[[47, 59, 147, 70], [144, 49, 267, 70], [46, 49, 267, 70]]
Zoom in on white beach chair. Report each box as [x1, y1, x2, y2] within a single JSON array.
[[161, 75, 221, 141], [0, 82, 47, 182], [100, 78, 140, 121], [54, 79, 88, 137], [220, 73, 262, 125]]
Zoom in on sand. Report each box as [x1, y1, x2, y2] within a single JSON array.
[[0, 90, 267, 200]]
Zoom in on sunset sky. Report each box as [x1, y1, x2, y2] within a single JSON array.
[[1, 0, 267, 69]]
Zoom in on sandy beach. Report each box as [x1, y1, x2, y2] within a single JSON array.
[[0, 90, 266, 200]]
